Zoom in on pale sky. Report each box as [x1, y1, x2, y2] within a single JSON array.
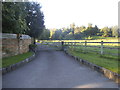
[[35, 0, 119, 29]]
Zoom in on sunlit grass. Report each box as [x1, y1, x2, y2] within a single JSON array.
[[72, 46, 119, 55], [68, 49, 119, 74], [38, 38, 120, 47]]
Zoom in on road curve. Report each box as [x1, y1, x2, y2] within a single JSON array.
[[3, 46, 118, 88]]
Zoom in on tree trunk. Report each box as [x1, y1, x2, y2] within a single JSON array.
[[33, 38, 36, 44]]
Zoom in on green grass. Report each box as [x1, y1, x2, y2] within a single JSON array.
[[72, 46, 119, 55], [89, 36, 118, 40], [2, 52, 33, 68], [38, 38, 120, 47], [68, 49, 120, 74], [39, 37, 119, 42]]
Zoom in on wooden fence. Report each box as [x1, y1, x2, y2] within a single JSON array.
[[41, 41, 119, 56], [63, 41, 119, 55]]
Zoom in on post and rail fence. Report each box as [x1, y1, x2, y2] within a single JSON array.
[[40, 40, 120, 56]]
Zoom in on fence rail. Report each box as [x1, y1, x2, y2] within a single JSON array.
[[44, 41, 120, 43], [41, 41, 119, 56]]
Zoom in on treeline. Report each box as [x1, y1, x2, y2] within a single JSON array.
[[2, 2, 119, 40], [2, 2, 45, 43], [39, 23, 120, 40]]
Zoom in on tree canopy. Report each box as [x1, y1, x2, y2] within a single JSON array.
[[2, 2, 119, 40], [2, 2, 45, 39], [47, 23, 119, 40], [2, 2, 28, 34]]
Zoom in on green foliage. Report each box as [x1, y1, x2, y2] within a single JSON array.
[[53, 29, 62, 40], [29, 44, 37, 52], [70, 23, 75, 37], [88, 23, 92, 28], [2, 2, 45, 39], [85, 36, 93, 40], [29, 44, 37, 48], [111, 26, 119, 37], [48, 23, 118, 40], [3, 2, 118, 40], [39, 29, 50, 40], [49, 28, 56, 39], [2, 2, 28, 34], [25, 2, 45, 39]]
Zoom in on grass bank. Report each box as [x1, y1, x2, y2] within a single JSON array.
[[2, 52, 33, 68], [68, 49, 119, 74], [72, 46, 119, 55]]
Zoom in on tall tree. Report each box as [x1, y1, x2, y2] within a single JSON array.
[[88, 23, 92, 28], [111, 26, 119, 37], [100, 27, 111, 37], [25, 2, 45, 43], [49, 28, 56, 40], [70, 23, 75, 37], [2, 2, 45, 44], [39, 29, 50, 40], [2, 2, 28, 34]]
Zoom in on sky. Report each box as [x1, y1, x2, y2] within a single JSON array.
[[34, 0, 119, 29]]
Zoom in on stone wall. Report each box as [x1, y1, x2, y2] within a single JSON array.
[[2, 33, 32, 58]]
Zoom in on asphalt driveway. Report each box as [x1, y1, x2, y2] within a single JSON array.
[[3, 45, 118, 88]]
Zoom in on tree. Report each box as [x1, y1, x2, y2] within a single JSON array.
[[2, 2, 45, 43], [92, 25, 100, 35], [70, 23, 75, 37], [100, 27, 111, 37], [25, 2, 45, 44], [74, 27, 80, 34], [53, 29, 62, 40], [111, 26, 119, 37], [60, 27, 70, 39], [74, 26, 86, 34], [49, 28, 57, 40], [39, 29, 50, 40], [88, 23, 92, 28], [2, 2, 28, 34]]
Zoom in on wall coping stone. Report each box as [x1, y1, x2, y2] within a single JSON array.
[[1, 33, 31, 39]]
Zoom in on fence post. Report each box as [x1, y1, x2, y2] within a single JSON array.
[[101, 41, 104, 55], [61, 41, 64, 50], [84, 41, 87, 53], [85, 41, 87, 47]]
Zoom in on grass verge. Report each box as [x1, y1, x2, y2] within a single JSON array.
[[73, 46, 119, 55], [68, 49, 120, 74], [2, 52, 33, 68]]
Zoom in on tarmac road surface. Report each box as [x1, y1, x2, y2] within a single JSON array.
[[3, 45, 118, 88]]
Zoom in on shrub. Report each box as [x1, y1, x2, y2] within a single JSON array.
[[29, 44, 37, 52]]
